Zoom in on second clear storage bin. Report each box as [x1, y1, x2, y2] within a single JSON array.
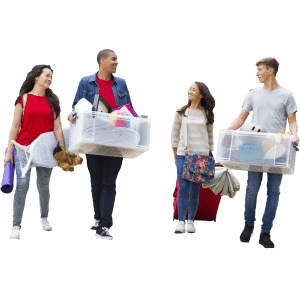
[[216, 129, 297, 174]]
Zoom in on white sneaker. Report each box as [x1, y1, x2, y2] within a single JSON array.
[[175, 221, 185, 233], [41, 218, 52, 231], [187, 220, 196, 233], [9, 226, 20, 239]]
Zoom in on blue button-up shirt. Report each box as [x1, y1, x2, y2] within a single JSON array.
[[72, 72, 137, 116]]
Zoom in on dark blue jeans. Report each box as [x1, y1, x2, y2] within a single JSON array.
[[244, 171, 283, 234], [86, 154, 123, 228], [177, 155, 201, 221]]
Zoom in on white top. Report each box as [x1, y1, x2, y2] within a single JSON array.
[[242, 86, 297, 133], [171, 108, 214, 156]]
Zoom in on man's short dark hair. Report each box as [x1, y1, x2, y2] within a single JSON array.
[[97, 49, 115, 65], [256, 57, 279, 76]]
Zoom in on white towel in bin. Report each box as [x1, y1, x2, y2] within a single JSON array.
[[78, 114, 140, 148]]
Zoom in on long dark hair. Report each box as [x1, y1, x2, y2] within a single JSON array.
[[177, 81, 215, 124], [15, 65, 61, 119]]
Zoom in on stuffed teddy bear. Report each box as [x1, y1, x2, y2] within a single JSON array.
[[53, 143, 83, 172], [239, 123, 266, 133]]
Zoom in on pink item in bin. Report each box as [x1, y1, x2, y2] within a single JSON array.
[[113, 104, 136, 117], [115, 110, 127, 127], [110, 104, 136, 128]]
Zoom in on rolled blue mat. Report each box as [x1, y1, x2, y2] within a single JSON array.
[[1, 147, 15, 194]]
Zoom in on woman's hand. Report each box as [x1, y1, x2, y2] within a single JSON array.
[[5, 103, 22, 168], [4, 152, 13, 167], [67, 111, 76, 123]]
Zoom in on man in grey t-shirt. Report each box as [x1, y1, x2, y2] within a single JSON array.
[[228, 57, 299, 248]]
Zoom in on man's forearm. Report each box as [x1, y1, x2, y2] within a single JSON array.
[[228, 117, 244, 130], [289, 121, 298, 135]]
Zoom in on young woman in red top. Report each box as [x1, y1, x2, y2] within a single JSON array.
[[4, 65, 65, 239]]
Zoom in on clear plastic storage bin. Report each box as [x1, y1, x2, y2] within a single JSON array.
[[69, 111, 150, 158], [216, 130, 297, 174]]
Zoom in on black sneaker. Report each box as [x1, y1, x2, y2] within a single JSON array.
[[240, 224, 254, 242], [91, 220, 100, 230], [95, 227, 113, 240], [259, 232, 274, 248]]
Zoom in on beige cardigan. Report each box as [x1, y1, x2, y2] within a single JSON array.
[[171, 108, 214, 156]]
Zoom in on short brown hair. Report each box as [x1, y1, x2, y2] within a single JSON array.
[[97, 49, 115, 65], [256, 57, 279, 75]]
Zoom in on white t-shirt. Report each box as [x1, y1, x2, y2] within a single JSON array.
[[242, 86, 297, 133]]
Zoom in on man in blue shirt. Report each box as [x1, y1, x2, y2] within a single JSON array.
[[228, 57, 299, 248], [68, 49, 136, 240]]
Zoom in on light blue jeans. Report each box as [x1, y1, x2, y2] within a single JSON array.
[[13, 150, 52, 227], [177, 155, 201, 221], [244, 171, 283, 234]]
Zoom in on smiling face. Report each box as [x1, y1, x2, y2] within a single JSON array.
[[101, 51, 118, 74], [188, 83, 203, 103], [256, 63, 273, 84], [35, 68, 53, 90]]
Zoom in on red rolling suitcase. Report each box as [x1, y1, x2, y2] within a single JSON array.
[[173, 164, 223, 222]]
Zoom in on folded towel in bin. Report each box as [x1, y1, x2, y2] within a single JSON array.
[[79, 114, 140, 148], [82, 125, 140, 148]]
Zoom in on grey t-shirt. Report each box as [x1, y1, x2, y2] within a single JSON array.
[[242, 86, 297, 133]]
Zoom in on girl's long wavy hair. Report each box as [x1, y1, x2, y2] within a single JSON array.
[[15, 65, 60, 119], [177, 82, 215, 124]]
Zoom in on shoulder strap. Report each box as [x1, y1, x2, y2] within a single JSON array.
[[92, 94, 99, 111], [182, 109, 189, 154], [93, 94, 113, 113], [22, 93, 28, 117]]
